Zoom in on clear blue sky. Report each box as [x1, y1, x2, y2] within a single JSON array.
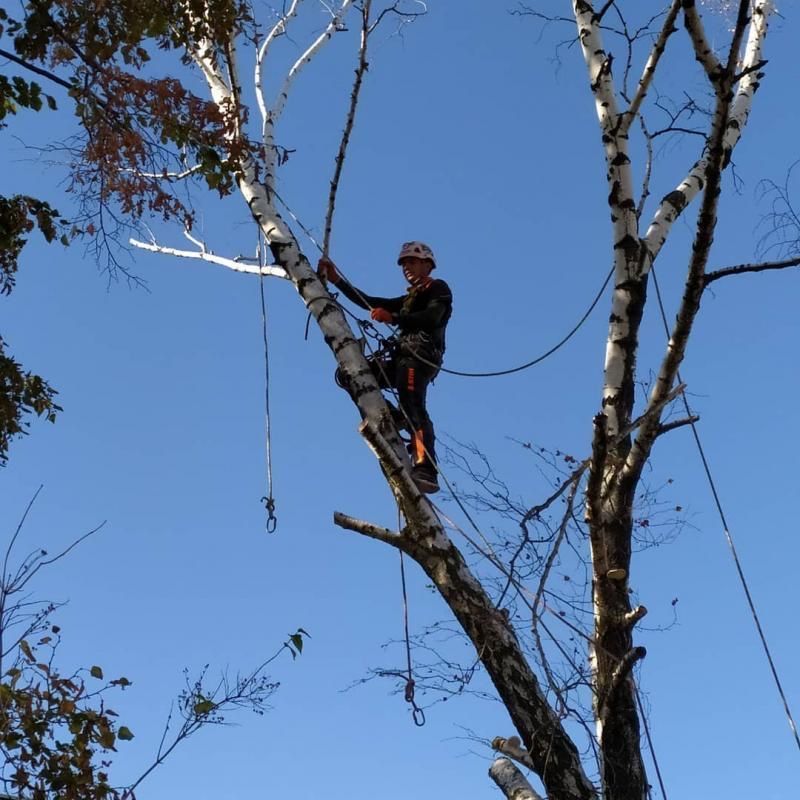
[[3, 2, 799, 797]]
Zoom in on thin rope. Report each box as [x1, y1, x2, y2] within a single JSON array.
[[258, 233, 277, 534], [649, 264, 800, 753], [635, 687, 668, 800], [398, 507, 425, 727], [421, 266, 613, 378]]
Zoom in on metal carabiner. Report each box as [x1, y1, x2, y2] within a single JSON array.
[[262, 496, 278, 534]]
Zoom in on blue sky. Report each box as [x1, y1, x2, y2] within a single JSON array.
[[2, 2, 799, 798]]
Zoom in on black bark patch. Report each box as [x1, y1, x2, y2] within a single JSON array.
[[661, 189, 687, 214], [613, 234, 640, 262], [332, 336, 358, 354], [269, 239, 288, 263], [297, 277, 314, 294]]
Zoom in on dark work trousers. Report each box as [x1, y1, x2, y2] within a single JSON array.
[[371, 352, 438, 469]]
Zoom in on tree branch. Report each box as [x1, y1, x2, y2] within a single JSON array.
[[255, 0, 304, 135], [129, 237, 288, 278], [621, 0, 681, 132], [332, 512, 403, 546], [682, 0, 724, 87], [703, 256, 800, 285], [323, 0, 372, 256], [271, 0, 355, 124], [643, 0, 772, 264], [600, 645, 646, 714], [656, 415, 699, 436], [0, 47, 73, 91], [489, 757, 544, 800], [625, 4, 773, 487]]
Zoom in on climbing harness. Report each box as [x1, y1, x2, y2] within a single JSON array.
[[257, 232, 278, 534]]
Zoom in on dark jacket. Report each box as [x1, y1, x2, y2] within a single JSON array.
[[336, 277, 453, 355]]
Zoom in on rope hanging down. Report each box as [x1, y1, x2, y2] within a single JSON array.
[[398, 508, 425, 727], [269, 186, 611, 379], [258, 232, 278, 534], [650, 265, 800, 755]]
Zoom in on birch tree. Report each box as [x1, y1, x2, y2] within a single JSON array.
[[1, 1, 789, 799]]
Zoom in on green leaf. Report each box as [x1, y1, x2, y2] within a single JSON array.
[[19, 640, 34, 661], [90, 665, 104, 680], [117, 726, 134, 741]]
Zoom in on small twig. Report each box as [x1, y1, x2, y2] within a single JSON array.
[[2, 487, 44, 587]]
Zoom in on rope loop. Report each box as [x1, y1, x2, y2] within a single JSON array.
[[403, 677, 426, 727], [262, 496, 278, 534]]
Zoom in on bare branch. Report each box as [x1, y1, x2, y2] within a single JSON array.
[[656, 415, 699, 436], [623, 8, 772, 487], [0, 47, 73, 90], [644, 0, 772, 263], [620, 605, 648, 628], [123, 165, 203, 181], [272, 1, 356, 124], [129, 237, 288, 278], [703, 256, 800, 285], [621, 0, 681, 131], [323, 0, 372, 256], [683, 0, 724, 87], [333, 512, 403, 546], [255, 0, 304, 133]]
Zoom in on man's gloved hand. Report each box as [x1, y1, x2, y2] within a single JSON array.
[[370, 308, 395, 324], [318, 256, 341, 284]]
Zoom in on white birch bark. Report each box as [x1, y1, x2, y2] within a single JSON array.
[[643, 1, 771, 266], [128, 238, 287, 278], [572, 4, 774, 799], [573, 0, 641, 441], [626, 0, 773, 483], [489, 758, 544, 800]]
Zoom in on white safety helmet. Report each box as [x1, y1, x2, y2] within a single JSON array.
[[397, 240, 436, 269]]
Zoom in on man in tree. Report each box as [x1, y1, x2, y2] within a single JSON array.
[[319, 242, 452, 494]]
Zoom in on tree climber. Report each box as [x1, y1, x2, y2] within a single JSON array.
[[318, 241, 452, 494]]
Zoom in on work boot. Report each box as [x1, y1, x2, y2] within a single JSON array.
[[411, 464, 439, 494]]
